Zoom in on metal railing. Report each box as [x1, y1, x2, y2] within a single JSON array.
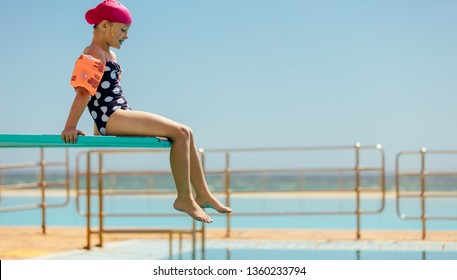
[[7, 143, 456, 255], [0, 148, 70, 233], [74, 149, 205, 259], [396, 148, 457, 239], [200, 143, 385, 239]]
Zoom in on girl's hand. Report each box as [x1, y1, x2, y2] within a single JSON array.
[[61, 128, 86, 144]]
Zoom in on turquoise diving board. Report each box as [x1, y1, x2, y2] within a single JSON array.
[[0, 134, 171, 148]]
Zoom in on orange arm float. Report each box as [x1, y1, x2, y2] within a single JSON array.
[[70, 55, 105, 96]]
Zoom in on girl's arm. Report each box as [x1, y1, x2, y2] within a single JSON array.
[[62, 45, 105, 143], [61, 88, 91, 143]]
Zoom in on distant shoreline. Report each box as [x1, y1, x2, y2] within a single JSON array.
[[0, 189, 400, 198]]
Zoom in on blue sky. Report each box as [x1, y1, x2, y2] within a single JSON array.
[[1, 0, 457, 170]]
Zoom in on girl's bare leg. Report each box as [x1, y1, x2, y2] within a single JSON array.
[[188, 134, 232, 213], [106, 110, 230, 222]]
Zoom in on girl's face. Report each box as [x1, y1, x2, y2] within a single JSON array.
[[105, 22, 130, 49]]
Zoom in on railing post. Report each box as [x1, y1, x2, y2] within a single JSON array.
[[40, 148, 47, 234], [64, 148, 70, 204], [198, 148, 206, 260], [201, 222, 206, 260], [98, 152, 104, 247], [420, 147, 427, 239], [85, 152, 92, 250], [354, 142, 361, 239], [377, 144, 386, 213], [225, 151, 231, 238], [191, 219, 196, 260]]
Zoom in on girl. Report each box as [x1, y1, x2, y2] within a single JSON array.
[[62, 0, 231, 223]]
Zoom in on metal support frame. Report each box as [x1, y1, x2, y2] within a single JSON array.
[[200, 143, 386, 239], [396, 148, 457, 239], [75, 149, 205, 259]]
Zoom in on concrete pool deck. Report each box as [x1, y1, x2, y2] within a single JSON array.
[[1, 226, 456, 260]]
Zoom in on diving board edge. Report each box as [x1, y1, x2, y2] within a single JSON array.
[[0, 134, 171, 148]]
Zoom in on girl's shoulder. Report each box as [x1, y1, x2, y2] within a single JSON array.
[[83, 45, 106, 62], [81, 45, 117, 63]]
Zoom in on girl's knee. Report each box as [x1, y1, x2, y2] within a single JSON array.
[[180, 125, 192, 139], [173, 125, 193, 142]]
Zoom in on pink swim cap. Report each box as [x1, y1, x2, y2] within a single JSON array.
[[85, 0, 132, 25]]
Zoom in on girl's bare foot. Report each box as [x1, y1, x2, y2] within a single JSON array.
[[173, 198, 213, 223], [196, 194, 232, 213]]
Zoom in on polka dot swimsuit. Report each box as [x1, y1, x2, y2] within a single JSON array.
[[87, 60, 131, 135]]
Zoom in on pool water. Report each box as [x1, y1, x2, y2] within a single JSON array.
[[1, 194, 456, 231], [32, 239, 457, 260]]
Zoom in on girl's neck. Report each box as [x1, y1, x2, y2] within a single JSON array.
[[89, 40, 113, 61], [91, 34, 110, 50]]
